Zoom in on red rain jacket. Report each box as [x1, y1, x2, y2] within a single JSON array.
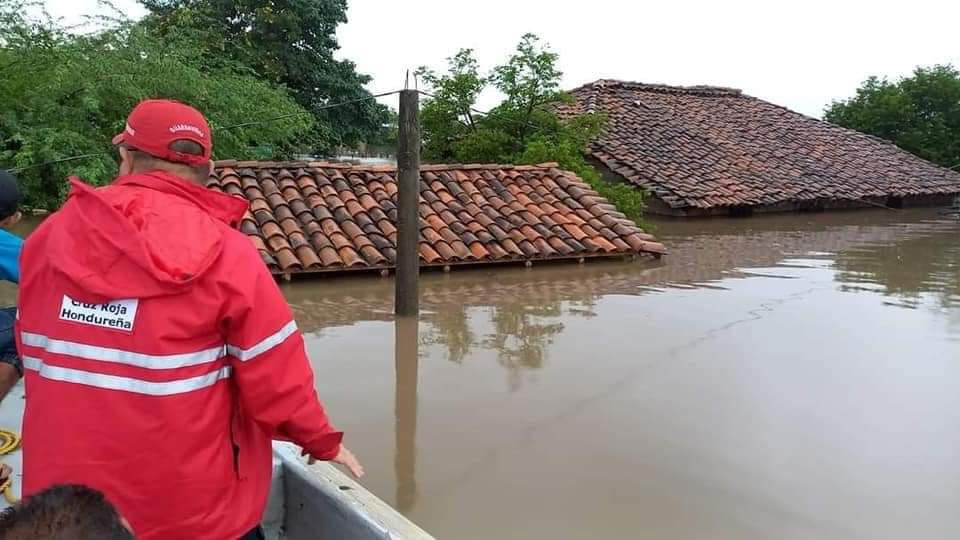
[[16, 171, 343, 539]]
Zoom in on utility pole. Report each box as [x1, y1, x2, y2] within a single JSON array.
[[395, 89, 420, 316]]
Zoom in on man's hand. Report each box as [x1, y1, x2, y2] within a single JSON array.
[[0, 363, 18, 404], [303, 444, 365, 479], [332, 445, 364, 479]]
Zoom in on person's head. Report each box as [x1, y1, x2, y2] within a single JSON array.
[[0, 170, 22, 230], [0, 484, 134, 540], [113, 99, 215, 185]]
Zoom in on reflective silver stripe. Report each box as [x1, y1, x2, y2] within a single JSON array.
[[226, 320, 298, 362], [23, 356, 231, 396], [20, 332, 225, 370]]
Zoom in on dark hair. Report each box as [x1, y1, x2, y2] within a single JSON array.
[[167, 139, 205, 156], [0, 170, 21, 221], [0, 484, 134, 540], [124, 139, 210, 183]]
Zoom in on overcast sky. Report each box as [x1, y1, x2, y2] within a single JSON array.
[[48, 0, 960, 117]]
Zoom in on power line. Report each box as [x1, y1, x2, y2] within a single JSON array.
[[218, 90, 402, 130], [8, 152, 108, 173]]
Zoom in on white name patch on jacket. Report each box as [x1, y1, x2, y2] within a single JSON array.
[[59, 296, 139, 332]]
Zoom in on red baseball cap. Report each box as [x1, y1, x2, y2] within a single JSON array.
[[113, 99, 213, 165]]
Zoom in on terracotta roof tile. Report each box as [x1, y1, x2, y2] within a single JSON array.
[[566, 238, 588, 252], [419, 243, 442, 264], [423, 227, 444, 244], [250, 198, 270, 214], [329, 233, 352, 250], [360, 245, 387, 265], [434, 241, 457, 260], [296, 245, 322, 268], [288, 231, 308, 248], [610, 238, 631, 251], [209, 162, 664, 275], [593, 236, 620, 253], [267, 193, 286, 208], [250, 235, 267, 252], [340, 220, 363, 239], [261, 221, 283, 240], [310, 232, 333, 250], [450, 240, 472, 260], [517, 240, 538, 258], [369, 233, 392, 251], [266, 235, 291, 253], [461, 231, 480, 245], [312, 206, 333, 221], [275, 249, 301, 271], [317, 246, 342, 267], [547, 237, 575, 255], [338, 246, 365, 267], [557, 79, 960, 213], [469, 242, 491, 259]]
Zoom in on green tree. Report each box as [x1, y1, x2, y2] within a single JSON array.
[[365, 107, 399, 150], [416, 35, 645, 221], [139, 0, 390, 154], [417, 49, 486, 160], [0, 1, 311, 208], [825, 64, 960, 169]]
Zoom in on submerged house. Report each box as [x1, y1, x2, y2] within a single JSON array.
[[558, 80, 960, 216], [207, 161, 665, 277]]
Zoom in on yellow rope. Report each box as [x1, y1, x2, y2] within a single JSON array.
[[0, 429, 21, 504]]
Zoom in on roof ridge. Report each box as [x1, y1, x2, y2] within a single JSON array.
[[576, 79, 743, 97]]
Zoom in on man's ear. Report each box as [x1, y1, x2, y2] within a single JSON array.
[[117, 147, 133, 176], [0, 212, 21, 229]]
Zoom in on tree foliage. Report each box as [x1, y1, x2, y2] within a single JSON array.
[[0, 1, 312, 209], [416, 34, 645, 221], [825, 64, 960, 169], [139, 0, 391, 154]]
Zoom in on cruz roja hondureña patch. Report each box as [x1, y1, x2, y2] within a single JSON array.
[[59, 295, 139, 332]]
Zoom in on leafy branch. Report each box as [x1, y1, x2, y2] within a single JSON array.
[[417, 34, 646, 222]]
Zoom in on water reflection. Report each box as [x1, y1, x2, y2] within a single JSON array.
[[420, 302, 566, 391], [0, 210, 955, 351], [279, 209, 960, 385], [834, 227, 960, 308], [393, 317, 418, 513], [483, 305, 564, 392], [423, 304, 471, 364], [654, 210, 960, 311]]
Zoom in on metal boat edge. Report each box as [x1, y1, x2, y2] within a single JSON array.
[[266, 442, 434, 540]]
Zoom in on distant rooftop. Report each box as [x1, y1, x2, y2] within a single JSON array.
[[557, 79, 960, 215]]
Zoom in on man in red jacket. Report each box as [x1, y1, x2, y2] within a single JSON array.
[[16, 99, 363, 540]]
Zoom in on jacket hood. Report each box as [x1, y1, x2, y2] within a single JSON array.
[[48, 171, 249, 299]]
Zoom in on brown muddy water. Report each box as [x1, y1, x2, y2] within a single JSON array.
[[6, 209, 960, 539]]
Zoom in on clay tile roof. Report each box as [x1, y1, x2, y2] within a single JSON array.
[[557, 79, 960, 213], [209, 161, 664, 275]]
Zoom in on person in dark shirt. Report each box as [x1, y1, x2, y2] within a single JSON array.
[[0, 170, 22, 403]]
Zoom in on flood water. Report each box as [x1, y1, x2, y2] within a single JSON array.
[[285, 208, 960, 539], [5, 209, 960, 539]]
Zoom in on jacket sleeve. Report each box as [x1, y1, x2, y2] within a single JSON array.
[[223, 263, 343, 461]]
